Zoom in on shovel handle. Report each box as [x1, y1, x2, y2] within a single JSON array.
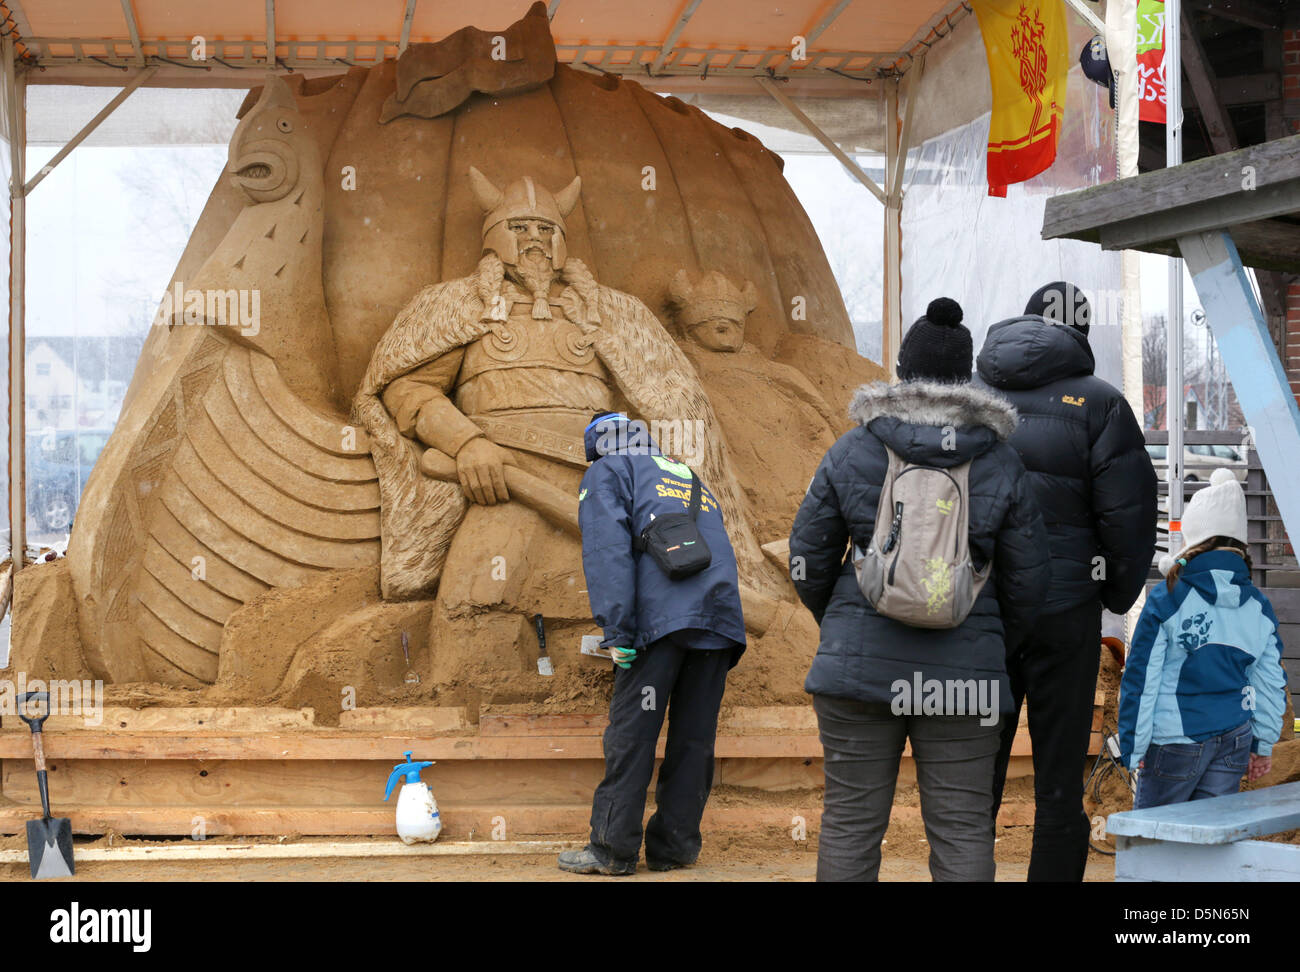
[[17, 694, 53, 818], [16, 692, 50, 733]]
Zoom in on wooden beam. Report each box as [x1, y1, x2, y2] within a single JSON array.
[[398, 0, 417, 54], [5, 36, 26, 571], [1064, 0, 1107, 34], [1262, 30, 1289, 141], [1178, 230, 1300, 546], [1042, 134, 1300, 262], [0, 729, 827, 760], [650, 0, 705, 75], [1217, 72, 1282, 106], [1179, 6, 1238, 153], [805, 0, 855, 45], [754, 75, 885, 203], [1254, 269, 1291, 344], [1096, 195, 1300, 263], [889, 56, 923, 198], [0, 802, 1040, 838], [0, 839, 581, 862], [1228, 219, 1300, 274], [118, 0, 145, 66], [1116, 836, 1300, 881], [265, 0, 276, 68], [883, 75, 901, 380], [1185, 0, 1282, 30], [20, 65, 159, 196]]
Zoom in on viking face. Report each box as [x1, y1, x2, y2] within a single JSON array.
[[509, 218, 558, 263]]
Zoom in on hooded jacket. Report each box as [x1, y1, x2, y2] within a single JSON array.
[[976, 317, 1157, 616], [1118, 550, 1287, 771], [788, 381, 1050, 711], [577, 418, 746, 659]]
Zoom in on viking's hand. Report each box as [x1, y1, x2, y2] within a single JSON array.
[[456, 437, 515, 505]]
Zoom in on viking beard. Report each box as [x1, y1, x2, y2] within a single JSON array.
[[508, 247, 557, 298]]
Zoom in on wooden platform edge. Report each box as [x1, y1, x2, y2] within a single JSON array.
[[0, 801, 1038, 838]]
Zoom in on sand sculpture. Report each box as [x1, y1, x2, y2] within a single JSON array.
[[31, 2, 886, 712], [668, 270, 844, 544]]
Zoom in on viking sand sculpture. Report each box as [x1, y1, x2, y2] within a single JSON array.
[[15, 2, 886, 717]]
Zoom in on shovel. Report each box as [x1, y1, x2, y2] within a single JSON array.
[[17, 692, 74, 879]]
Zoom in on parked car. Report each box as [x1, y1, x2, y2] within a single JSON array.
[[26, 428, 113, 534], [1146, 442, 1248, 483]]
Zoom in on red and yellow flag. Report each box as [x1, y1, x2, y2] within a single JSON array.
[[972, 0, 1070, 195]]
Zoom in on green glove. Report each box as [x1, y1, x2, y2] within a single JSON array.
[[610, 646, 637, 669]]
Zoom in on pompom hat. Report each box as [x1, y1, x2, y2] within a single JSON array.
[[1157, 468, 1248, 575], [896, 298, 972, 384]]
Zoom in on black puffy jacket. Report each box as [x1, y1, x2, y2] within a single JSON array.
[[975, 317, 1157, 616], [788, 381, 1049, 711]]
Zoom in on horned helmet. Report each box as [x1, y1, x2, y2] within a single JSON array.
[[469, 166, 582, 270]]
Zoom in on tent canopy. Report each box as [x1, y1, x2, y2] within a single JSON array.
[[11, 0, 963, 89]]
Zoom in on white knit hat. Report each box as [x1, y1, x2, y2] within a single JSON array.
[[1157, 467, 1248, 575]]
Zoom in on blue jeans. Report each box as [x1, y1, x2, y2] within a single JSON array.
[[1133, 721, 1252, 810]]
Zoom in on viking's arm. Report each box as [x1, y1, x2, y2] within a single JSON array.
[[380, 349, 484, 457]]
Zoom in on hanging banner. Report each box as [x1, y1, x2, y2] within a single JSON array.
[[973, 0, 1071, 196], [1136, 0, 1167, 123]]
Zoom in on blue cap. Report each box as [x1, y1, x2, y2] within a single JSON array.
[[384, 750, 434, 801]]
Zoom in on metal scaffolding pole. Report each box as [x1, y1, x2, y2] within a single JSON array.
[[883, 57, 922, 379], [3, 36, 25, 571], [1166, 0, 1185, 550]]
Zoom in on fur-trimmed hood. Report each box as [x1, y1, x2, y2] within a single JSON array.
[[849, 380, 1018, 440]]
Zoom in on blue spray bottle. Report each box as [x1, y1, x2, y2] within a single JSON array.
[[384, 751, 442, 844]]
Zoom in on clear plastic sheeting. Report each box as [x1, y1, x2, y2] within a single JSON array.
[[696, 103, 886, 360], [900, 13, 1124, 386], [20, 86, 237, 547]]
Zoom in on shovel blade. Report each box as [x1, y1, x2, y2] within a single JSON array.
[[27, 818, 75, 880]]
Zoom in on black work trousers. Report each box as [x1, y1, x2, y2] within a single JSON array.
[[991, 599, 1102, 882], [588, 631, 732, 868]]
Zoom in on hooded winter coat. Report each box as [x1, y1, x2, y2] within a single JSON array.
[[975, 317, 1157, 616], [577, 419, 746, 658], [1118, 550, 1287, 771], [789, 381, 1050, 711]]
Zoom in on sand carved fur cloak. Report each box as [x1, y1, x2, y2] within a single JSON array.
[[353, 253, 766, 600]]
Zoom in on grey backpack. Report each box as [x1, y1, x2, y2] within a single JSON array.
[[853, 445, 991, 629]]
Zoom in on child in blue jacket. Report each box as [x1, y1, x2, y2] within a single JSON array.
[[1118, 469, 1287, 809]]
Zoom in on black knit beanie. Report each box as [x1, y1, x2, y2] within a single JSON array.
[[896, 298, 971, 384], [1025, 280, 1091, 335]]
